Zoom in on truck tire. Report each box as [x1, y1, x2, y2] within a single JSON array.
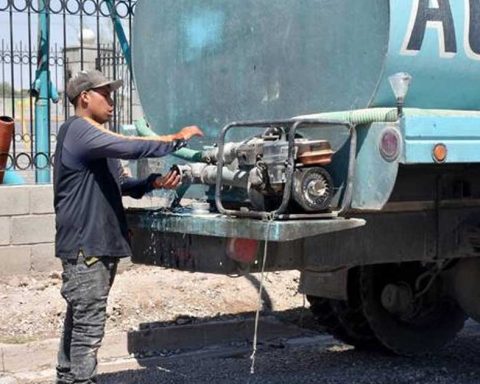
[[307, 295, 360, 346], [307, 269, 381, 349], [360, 263, 466, 356]]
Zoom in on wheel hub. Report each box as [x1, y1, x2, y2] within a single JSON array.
[[381, 283, 413, 315], [360, 263, 467, 355]]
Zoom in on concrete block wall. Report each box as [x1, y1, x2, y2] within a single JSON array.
[[0, 185, 167, 276], [0, 185, 58, 276]]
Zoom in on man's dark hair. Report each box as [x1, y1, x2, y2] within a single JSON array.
[[71, 94, 80, 107]]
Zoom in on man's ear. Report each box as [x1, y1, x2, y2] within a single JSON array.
[[79, 90, 90, 106]]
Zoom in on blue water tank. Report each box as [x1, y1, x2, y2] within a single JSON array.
[[132, 0, 480, 136]]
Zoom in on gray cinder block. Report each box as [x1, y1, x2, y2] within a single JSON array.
[[11, 215, 55, 245], [0, 186, 30, 216], [31, 243, 60, 272], [30, 185, 54, 214], [0, 216, 10, 245]]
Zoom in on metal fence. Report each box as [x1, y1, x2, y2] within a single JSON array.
[[0, 0, 138, 183]]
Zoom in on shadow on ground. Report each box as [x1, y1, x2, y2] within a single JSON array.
[[98, 329, 480, 384], [125, 305, 318, 359]]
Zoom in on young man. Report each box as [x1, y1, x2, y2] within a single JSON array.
[[54, 70, 203, 384]]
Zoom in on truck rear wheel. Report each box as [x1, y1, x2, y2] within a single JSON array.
[[329, 269, 381, 349], [360, 263, 466, 356], [307, 269, 381, 349], [308, 296, 364, 347]]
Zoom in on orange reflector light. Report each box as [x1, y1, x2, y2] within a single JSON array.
[[433, 143, 447, 163], [226, 238, 259, 264]]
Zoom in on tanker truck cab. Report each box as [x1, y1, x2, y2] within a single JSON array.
[[127, 0, 480, 355]]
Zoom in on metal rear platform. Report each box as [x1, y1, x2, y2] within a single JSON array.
[[126, 209, 365, 242]]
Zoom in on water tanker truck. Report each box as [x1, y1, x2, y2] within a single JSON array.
[[126, 0, 480, 355]]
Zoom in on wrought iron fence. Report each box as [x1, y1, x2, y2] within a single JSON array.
[[0, 0, 138, 183]]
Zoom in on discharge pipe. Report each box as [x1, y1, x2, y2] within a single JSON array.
[[294, 107, 477, 125], [173, 163, 249, 189], [134, 117, 207, 162], [294, 108, 398, 124], [137, 108, 456, 165], [136, 109, 403, 165]]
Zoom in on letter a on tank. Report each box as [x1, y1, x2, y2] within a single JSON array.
[[401, 0, 456, 58]]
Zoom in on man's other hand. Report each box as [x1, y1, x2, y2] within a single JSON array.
[[177, 125, 204, 140], [152, 170, 182, 189]]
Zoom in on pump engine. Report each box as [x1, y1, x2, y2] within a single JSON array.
[[173, 126, 335, 214]]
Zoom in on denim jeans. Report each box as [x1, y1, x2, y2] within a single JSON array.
[[56, 255, 118, 384]]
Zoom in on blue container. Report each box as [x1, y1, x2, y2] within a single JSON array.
[[132, 0, 480, 137]]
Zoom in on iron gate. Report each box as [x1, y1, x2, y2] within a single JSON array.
[[0, 0, 138, 182]]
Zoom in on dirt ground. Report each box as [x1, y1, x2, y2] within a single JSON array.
[[0, 263, 304, 345]]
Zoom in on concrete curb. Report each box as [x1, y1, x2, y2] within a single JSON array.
[[9, 334, 335, 383], [0, 317, 327, 381], [127, 316, 312, 355]]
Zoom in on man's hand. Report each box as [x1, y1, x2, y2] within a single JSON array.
[[152, 170, 182, 189], [176, 125, 204, 140]]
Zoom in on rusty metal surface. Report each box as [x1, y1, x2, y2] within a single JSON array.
[[126, 209, 365, 242], [129, 230, 304, 274], [299, 268, 349, 300]]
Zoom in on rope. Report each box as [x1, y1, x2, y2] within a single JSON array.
[[249, 214, 274, 374]]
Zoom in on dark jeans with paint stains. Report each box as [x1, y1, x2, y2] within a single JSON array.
[[56, 255, 118, 384]]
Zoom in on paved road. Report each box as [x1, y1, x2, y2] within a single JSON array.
[[98, 320, 480, 384]]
